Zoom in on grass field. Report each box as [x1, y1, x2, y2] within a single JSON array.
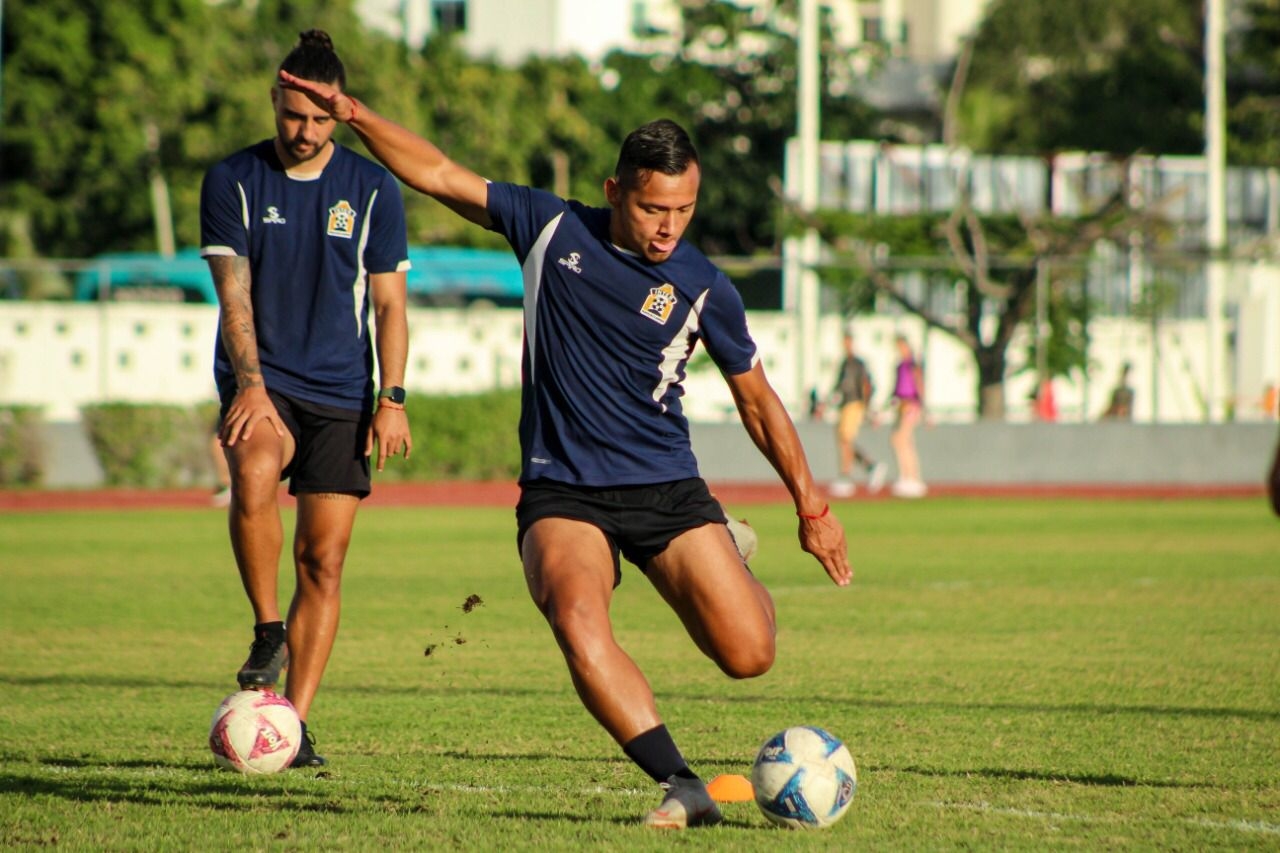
[[1, 496, 1278, 850]]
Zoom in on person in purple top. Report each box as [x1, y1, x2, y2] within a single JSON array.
[[890, 334, 928, 497], [278, 70, 851, 828]]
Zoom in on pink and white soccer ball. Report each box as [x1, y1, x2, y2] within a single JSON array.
[[208, 689, 301, 774], [751, 725, 857, 829]]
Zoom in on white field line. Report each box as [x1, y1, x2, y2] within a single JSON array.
[[417, 782, 653, 799], [928, 800, 1280, 836]]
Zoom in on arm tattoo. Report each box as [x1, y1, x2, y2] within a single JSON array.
[[208, 256, 264, 389]]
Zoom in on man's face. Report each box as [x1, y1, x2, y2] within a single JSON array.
[[605, 165, 700, 264], [271, 85, 338, 167]]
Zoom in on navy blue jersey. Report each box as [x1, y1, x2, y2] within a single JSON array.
[[200, 141, 410, 410], [486, 182, 758, 487]]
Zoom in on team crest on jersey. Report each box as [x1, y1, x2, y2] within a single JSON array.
[[326, 200, 357, 238], [640, 283, 678, 325]]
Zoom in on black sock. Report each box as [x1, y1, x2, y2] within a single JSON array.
[[254, 621, 285, 641], [623, 724, 697, 783]]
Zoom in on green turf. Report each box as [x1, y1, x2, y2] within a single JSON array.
[[1, 498, 1277, 850]]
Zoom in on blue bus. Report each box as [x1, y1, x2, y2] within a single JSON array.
[[75, 247, 524, 307]]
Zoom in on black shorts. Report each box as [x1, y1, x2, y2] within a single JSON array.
[[515, 478, 727, 586], [219, 388, 372, 498]]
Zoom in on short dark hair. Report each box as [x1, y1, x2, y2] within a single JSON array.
[[278, 29, 346, 89], [614, 119, 699, 189]]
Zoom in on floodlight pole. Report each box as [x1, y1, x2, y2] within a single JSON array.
[[794, 0, 822, 412], [1205, 0, 1227, 422]]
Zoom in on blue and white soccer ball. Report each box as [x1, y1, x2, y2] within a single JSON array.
[[751, 725, 857, 829]]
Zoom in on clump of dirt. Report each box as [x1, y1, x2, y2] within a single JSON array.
[[424, 594, 484, 657]]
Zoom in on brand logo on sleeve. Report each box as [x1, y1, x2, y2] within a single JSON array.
[[326, 200, 357, 238], [640, 283, 678, 325], [557, 252, 583, 274]]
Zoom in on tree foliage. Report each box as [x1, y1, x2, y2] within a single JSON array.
[[959, 0, 1205, 155], [0, 0, 879, 260]]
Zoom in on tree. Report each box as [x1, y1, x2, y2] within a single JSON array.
[[595, 1, 876, 255], [0, 0, 409, 257], [1229, 0, 1280, 165], [809, 192, 1172, 419], [958, 0, 1204, 156]]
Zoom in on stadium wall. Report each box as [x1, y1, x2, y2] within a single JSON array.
[[693, 421, 1278, 488], [32, 415, 1279, 489], [2, 302, 1264, 424], [2, 302, 1276, 488]]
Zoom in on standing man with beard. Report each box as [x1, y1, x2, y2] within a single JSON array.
[[201, 30, 413, 768]]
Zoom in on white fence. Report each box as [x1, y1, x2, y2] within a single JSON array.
[[3, 293, 1275, 425]]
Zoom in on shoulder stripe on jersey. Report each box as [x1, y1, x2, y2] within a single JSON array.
[[237, 181, 249, 230], [521, 212, 564, 384], [651, 289, 709, 411], [351, 188, 378, 337]]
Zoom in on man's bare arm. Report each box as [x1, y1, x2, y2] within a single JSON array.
[[726, 362, 851, 586], [208, 255, 263, 390], [207, 255, 283, 442], [277, 70, 492, 227]]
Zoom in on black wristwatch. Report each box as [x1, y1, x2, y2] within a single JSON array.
[[377, 386, 406, 404]]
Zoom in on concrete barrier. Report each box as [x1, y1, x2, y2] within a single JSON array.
[[29, 418, 1278, 489], [692, 420, 1279, 487]]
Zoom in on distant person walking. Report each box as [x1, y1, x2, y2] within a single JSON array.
[[829, 331, 886, 498], [889, 334, 927, 498], [201, 30, 413, 768], [1102, 362, 1135, 420]]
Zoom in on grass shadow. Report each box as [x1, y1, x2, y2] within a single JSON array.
[[889, 763, 1215, 789], [3, 674, 1275, 725]]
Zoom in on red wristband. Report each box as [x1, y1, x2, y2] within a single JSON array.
[[797, 504, 830, 520], [347, 97, 361, 124]]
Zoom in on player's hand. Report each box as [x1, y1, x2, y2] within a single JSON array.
[[219, 386, 285, 446], [798, 507, 852, 587], [277, 69, 354, 122], [367, 406, 412, 472]]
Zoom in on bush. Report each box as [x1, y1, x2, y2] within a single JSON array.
[[0, 405, 46, 487], [378, 389, 522, 481], [79, 392, 523, 488], [81, 403, 211, 488]]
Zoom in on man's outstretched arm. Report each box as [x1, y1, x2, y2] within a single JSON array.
[[277, 70, 492, 227], [726, 362, 852, 587]]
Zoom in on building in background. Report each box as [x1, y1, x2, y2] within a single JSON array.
[[357, 0, 993, 68]]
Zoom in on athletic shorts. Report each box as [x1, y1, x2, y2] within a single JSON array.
[[515, 477, 727, 587], [218, 388, 372, 498]]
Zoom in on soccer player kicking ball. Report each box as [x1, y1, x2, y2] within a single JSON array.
[[279, 70, 851, 827]]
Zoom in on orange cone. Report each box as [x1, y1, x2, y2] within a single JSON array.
[[706, 773, 754, 803]]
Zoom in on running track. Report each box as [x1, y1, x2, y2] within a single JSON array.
[[0, 481, 1265, 513]]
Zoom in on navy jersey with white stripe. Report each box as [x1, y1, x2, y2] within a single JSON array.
[[200, 141, 410, 410], [486, 182, 759, 487]]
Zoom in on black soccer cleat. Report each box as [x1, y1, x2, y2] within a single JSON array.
[[290, 722, 327, 768], [237, 629, 289, 689]]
